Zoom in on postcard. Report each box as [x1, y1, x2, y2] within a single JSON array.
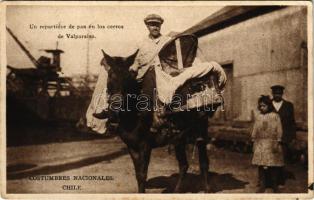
[[0, 1, 313, 199]]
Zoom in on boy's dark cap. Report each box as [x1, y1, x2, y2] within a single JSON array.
[[271, 85, 285, 92]]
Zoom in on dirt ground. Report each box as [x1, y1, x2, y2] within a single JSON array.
[[6, 131, 308, 194]]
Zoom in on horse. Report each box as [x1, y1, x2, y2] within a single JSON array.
[[100, 49, 222, 193]]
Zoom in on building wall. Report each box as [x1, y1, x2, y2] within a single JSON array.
[[198, 6, 308, 124]]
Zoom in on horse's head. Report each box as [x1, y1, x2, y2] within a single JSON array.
[[100, 50, 140, 129], [101, 49, 139, 97]]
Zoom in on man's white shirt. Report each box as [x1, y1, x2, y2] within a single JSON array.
[[272, 100, 283, 111], [132, 35, 171, 80]]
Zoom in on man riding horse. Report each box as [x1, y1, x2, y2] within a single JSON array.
[[94, 14, 226, 135], [93, 14, 169, 125], [95, 14, 227, 193], [94, 14, 172, 132]]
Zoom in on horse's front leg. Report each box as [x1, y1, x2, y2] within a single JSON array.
[[128, 146, 151, 193], [197, 139, 210, 192], [174, 143, 189, 193]]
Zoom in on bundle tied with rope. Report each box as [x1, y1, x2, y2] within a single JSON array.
[[155, 34, 227, 111]]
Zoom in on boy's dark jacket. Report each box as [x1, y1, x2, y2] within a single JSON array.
[[273, 99, 296, 144]]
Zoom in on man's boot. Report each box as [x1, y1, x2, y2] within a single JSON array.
[[93, 110, 109, 119]]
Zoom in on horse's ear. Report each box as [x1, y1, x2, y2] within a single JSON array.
[[101, 49, 114, 66], [125, 49, 139, 67]]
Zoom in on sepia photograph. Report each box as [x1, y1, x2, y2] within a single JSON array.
[[1, 1, 313, 199]]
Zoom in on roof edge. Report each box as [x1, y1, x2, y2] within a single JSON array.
[[183, 6, 286, 37]]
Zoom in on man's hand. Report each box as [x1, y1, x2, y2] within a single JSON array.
[[129, 64, 139, 78], [129, 63, 139, 72]]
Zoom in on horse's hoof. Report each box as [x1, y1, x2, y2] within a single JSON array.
[[203, 185, 211, 193], [174, 188, 180, 193], [174, 185, 182, 193], [138, 188, 146, 193]]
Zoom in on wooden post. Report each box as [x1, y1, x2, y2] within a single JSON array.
[[175, 39, 183, 70]]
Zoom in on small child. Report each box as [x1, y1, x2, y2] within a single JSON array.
[[251, 95, 284, 193]]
